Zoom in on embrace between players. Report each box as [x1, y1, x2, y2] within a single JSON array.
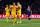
[[5, 2, 22, 24], [5, 2, 32, 24]]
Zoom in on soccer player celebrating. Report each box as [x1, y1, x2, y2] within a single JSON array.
[[9, 4, 13, 11], [11, 2, 17, 24], [9, 4, 12, 10], [27, 6, 32, 21], [5, 5, 10, 22], [17, 2, 22, 24]]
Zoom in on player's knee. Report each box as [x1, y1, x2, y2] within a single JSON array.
[[28, 18, 31, 20], [12, 16, 13, 17], [6, 16, 8, 17]]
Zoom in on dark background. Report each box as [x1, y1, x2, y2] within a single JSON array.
[[0, 0, 40, 14]]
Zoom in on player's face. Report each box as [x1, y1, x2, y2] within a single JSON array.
[[13, 3, 15, 6], [9, 4, 11, 7], [17, 2, 19, 5], [6, 5, 8, 8], [28, 6, 30, 9]]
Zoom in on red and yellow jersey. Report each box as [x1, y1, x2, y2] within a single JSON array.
[[5, 8, 9, 13], [17, 4, 21, 16], [11, 5, 17, 13], [17, 4, 21, 12], [9, 5, 13, 10], [10, 5, 13, 8]]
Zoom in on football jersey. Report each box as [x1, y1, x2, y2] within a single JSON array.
[[11, 5, 17, 13], [17, 4, 21, 12], [5, 8, 9, 13]]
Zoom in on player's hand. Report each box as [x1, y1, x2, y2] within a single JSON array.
[[10, 9, 11, 10], [8, 11, 10, 13], [17, 11, 18, 13]]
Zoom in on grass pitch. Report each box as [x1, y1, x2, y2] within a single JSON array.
[[0, 19, 40, 27]]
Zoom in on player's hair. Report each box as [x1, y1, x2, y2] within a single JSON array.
[[17, 2, 21, 5], [13, 2, 15, 3], [6, 5, 9, 8], [28, 5, 30, 8], [28, 5, 30, 7], [6, 5, 7, 6], [6, 5, 8, 7], [17, 2, 20, 4]]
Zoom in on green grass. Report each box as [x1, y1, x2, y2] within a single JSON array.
[[0, 19, 40, 27]]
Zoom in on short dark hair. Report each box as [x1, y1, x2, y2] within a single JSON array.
[[17, 2, 20, 3], [13, 2, 15, 3]]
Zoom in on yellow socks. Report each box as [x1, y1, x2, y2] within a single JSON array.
[[20, 17, 21, 22], [6, 17, 8, 22], [13, 18, 16, 24]]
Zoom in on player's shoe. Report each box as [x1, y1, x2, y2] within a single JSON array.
[[29, 20, 31, 22], [12, 20, 13, 21], [7, 20, 9, 22], [7, 21, 8, 22], [19, 21, 22, 24], [13, 24, 14, 26], [17, 21, 19, 24]]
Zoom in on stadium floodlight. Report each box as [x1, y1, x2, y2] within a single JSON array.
[[0, 0, 1, 1]]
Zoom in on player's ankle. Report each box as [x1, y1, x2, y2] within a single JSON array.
[[29, 20, 31, 22], [20, 21, 22, 23], [17, 21, 19, 24]]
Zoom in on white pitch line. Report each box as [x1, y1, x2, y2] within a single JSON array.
[[32, 23, 40, 24], [20, 23, 40, 24]]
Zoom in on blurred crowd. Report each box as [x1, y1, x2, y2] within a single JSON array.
[[0, 0, 40, 14]]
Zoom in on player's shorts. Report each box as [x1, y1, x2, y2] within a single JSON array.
[[6, 12, 9, 17], [28, 13, 31, 20], [17, 11, 21, 16], [28, 14, 31, 17], [27, 13, 31, 17], [11, 12, 16, 18]]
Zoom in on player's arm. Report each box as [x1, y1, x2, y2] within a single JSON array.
[[17, 5, 22, 10], [10, 5, 13, 11], [18, 6, 22, 9], [5, 8, 6, 12], [9, 9, 10, 12], [8, 11, 10, 13], [10, 7, 12, 11]]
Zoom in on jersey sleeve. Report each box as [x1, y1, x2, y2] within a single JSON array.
[[5, 8, 6, 11], [19, 5, 22, 9], [10, 5, 13, 8]]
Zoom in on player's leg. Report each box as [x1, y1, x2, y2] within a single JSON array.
[[6, 16, 9, 22], [19, 17, 21, 23], [6, 13, 9, 22], [28, 14, 31, 22], [28, 16, 31, 21], [17, 13, 19, 24], [17, 16, 19, 24], [19, 12, 21, 23], [13, 18, 16, 24], [12, 15, 14, 21], [19, 16, 21, 23], [11, 12, 14, 21], [17, 15, 21, 23], [13, 14, 16, 24]]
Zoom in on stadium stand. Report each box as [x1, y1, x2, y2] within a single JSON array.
[[0, 0, 40, 14]]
